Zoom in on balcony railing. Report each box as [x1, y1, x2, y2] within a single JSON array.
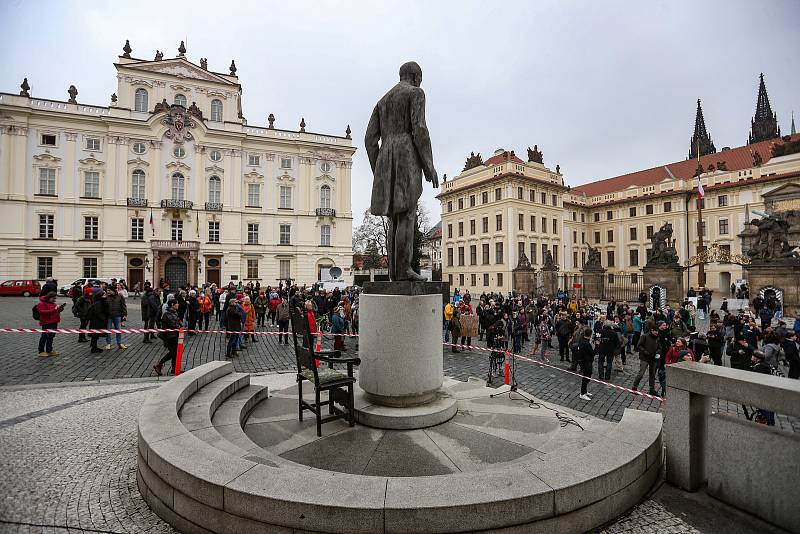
[[127, 197, 148, 207], [150, 240, 200, 250], [160, 199, 193, 210], [205, 202, 223, 211], [316, 207, 336, 217]]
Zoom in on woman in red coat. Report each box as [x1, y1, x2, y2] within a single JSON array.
[[37, 292, 65, 357]]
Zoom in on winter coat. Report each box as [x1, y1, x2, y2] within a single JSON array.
[[187, 296, 199, 320], [555, 318, 573, 338], [160, 308, 181, 340], [449, 315, 462, 338], [73, 296, 92, 320], [87, 299, 110, 331], [762, 343, 781, 368], [254, 296, 269, 313], [332, 312, 345, 334], [225, 304, 243, 332], [666, 345, 695, 365], [141, 292, 152, 320], [596, 327, 619, 356], [277, 302, 290, 322], [669, 321, 688, 340], [268, 296, 281, 313], [574, 338, 595, 367], [727, 341, 754, 370], [781, 339, 799, 378], [36, 297, 62, 325], [637, 332, 660, 362], [197, 295, 212, 314], [106, 293, 127, 318], [243, 303, 255, 330], [145, 293, 162, 322]]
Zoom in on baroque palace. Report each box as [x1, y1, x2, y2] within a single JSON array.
[[439, 73, 799, 295], [0, 40, 354, 288]]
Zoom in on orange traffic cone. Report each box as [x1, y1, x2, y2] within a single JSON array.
[[504, 350, 511, 385], [315, 331, 322, 367]]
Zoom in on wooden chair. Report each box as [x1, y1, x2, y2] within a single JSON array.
[[289, 305, 360, 436]]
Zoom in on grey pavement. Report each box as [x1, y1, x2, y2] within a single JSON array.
[[0, 296, 797, 432]]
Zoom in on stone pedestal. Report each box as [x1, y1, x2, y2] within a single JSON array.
[[744, 263, 800, 316], [512, 266, 536, 296], [542, 268, 558, 297], [581, 268, 606, 300], [642, 265, 684, 308], [358, 281, 448, 408]]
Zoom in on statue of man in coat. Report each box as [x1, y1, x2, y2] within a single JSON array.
[[365, 61, 438, 281]]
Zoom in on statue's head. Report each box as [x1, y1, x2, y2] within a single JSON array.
[[399, 61, 422, 87]]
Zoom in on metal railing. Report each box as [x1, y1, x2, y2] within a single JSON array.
[[127, 197, 148, 207], [160, 199, 193, 209], [204, 202, 223, 211], [315, 207, 336, 217], [150, 240, 200, 250]]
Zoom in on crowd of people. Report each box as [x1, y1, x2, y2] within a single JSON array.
[[442, 287, 800, 414]]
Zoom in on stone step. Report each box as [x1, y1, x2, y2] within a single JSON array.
[[177, 372, 250, 432]]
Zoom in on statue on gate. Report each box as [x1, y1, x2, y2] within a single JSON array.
[[365, 61, 438, 281], [584, 245, 603, 270], [746, 213, 798, 262], [646, 222, 680, 266]]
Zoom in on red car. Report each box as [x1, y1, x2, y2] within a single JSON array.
[[0, 280, 41, 297]]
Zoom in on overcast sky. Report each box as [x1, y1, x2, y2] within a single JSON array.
[[1, 0, 798, 225]]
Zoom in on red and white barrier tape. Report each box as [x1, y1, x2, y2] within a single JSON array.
[[2, 326, 662, 402]]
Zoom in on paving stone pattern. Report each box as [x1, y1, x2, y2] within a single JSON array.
[[0, 296, 797, 432]]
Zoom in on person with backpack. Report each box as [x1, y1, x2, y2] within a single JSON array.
[[153, 299, 181, 376], [73, 288, 92, 343], [555, 312, 574, 362], [35, 291, 65, 357]]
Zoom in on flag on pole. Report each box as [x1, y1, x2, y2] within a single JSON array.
[[195, 211, 200, 237], [149, 210, 155, 236], [697, 177, 705, 200]]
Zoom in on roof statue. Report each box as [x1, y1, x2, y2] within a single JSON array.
[[527, 145, 543, 164], [178, 41, 186, 57], [299, 117, 306, 132], [200, 58, 208, 70], [583, 245, 604, 271], [154, 50, 163, 61], [153, 98, 169, 114], [556, 164, 561, 174], [188, 101, 203, 120], [646, 222, 680, 266], [345, 124, 352, 139], [365, 61, 437, 281], [752, 150, 763, 167], [122, 39, 132, 58], [746, 213, 798, 263], [749, 73, 780, 144], [229, 60, 237, 76], [688, 99, 716, 159], [19, 78, 30, 97], [111, 93, 117, 103], [67, 85, 78, 104], [463, 152, 483, 171]]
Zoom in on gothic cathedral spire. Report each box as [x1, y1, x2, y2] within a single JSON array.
[[688, 99, 716, 160], [748, 73, 780, 144]]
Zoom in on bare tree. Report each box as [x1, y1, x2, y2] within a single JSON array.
[[352, 208, 389, 256]]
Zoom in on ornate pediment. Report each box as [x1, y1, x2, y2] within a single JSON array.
[[315, 173, 335, 183], [78, 157, 105, 166], [128, 157, 149, 167], [277, 173, 295, 182], [205, 165, 225, 174], [244, 170, 264, 182], [170, 84, 193, 92], [166, 161, 191, 173], [32, 153, 61, 163], [122, 59, 235, 85], [161, 106, 196, 145]]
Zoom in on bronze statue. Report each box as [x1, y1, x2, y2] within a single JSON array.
[[527, 145, 543, 164], [542, 249, 556, 270], [462, 151, 483, 171], [584, 245, 603, 269], [647, 222, 680, 266], [365, 61, 437, 281], [747, 214, 797, 262]]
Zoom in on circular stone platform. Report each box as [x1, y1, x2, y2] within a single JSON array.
[[353, 385, 458, 430]]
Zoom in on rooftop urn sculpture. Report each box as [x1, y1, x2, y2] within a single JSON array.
[[267, 113, 275, 129], [462, 151, 483, 171], [345, 124, 351, 139], [19, 78, 30, 97], [122, 39, 132, 58], [229, 60, 237, 76], [178, 40, 186, 57], [299, 117, 306, 132]]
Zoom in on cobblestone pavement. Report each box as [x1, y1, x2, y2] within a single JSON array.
[[0, 296, 797, 432], [0, 378, 786, 533]]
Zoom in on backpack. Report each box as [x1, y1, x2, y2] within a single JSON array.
[[32, 304, 40, 320]]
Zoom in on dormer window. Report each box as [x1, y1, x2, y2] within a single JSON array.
[[85, 138, 100, 151], [174, 94, 187, 107], [134, 88, 148, 112], [320, 161, 332, 173], [248, 154, 260, 166], [211, 99, 223, 122], [280, 157, 292, 169], [173, 146, 186, 158], [210, 150, 221, 162]]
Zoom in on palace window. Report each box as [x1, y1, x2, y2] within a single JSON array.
[[84, 216, 99, 240], [552, 218, 557, 234], [482, 243, 489, 265], [210, 150, 222, 162], [607, 250, 615, 267], [495, 188, 502, 201], [134, 89, 148, 112], [458, 247, 464, 266], [132, 169, 146, 199], [719, 219, 729, 235], [646, 204, 654, 215], [718, 195, 728, 207], [247, 259, 258, 279], [173, 146, 185, 158], [83, 258, 98, 278], [470, 219, 475, 235], [530, 190, 535, 202], [541, 217, 546, 233], [85, 138, 100, 151], [37, 257, 53, 280], [208, 221, 219, 243], [171, 220, 183, 241], [279, 224, 291, 245], [607, 229, 614, 243], [280, 157, 292, 169], [531, 216, 536, 232], [664, 201, 672, 212], [483, 273, 489, 286], [470, 245, 477, 265], [482, 217, 488, 233], [594, 231, 601, 244], [517, 187, 523, 200], [447, 201, 452, 212], [320, 225, 331, 246], [40, 134, 56, 146], [482, 191, 488, 204], [174, 94, 187, 107], [458, 221, 463, 237], [530, 243, 537, 264], [447, 224, 452, 239], [131, 218, 144, 241], [497, 273, 503, 287], [471, 273, 476, 286], [171, 173, 185, 200], [208, 176, 221, 204], [279, 259, 291, 280], [320, 161, 332, 173], [132, 142, 146, 155], [84, 171, 100, 198], [630, 227, 638, 241], [607, 210, 613, 220], [247, 223, 259, 244], [279, 186, 292, 209], [629, 207, 637, 217], [320, 185, 331, 209], [552, 194, 558, 206], [495, 242, 503, 264], [581, 213, 585, 223], [210, 99, 223, 122], [574, 251, 579, 267], [38, 214, 54, 239], [247, 183, 260, 207], [495, 214, 502, 231], [458, 198, 464, 210], [469, 195, 475, 207], [646, 225, 654, 239], [447, 248, 453, 267], [459, 274, 465, 286], [594, 212, 600, 222], [38, 168, 56, 195], [698, 221, 707, 237], [519, 214, 524, 230], [248, 154, 260, 166], [629, 249, 639, 267]]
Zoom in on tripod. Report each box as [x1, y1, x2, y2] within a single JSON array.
[[489, 350, 518, 395]]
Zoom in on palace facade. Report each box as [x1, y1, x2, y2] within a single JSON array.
[[0, 41, 355, 288], [439, 74, 799, 296]]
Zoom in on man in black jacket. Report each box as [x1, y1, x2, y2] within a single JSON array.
[[632, 325, 660, 395], [576, 328, 595, 401], [555, 313, 574, 362], [727, 335, 754, 370], [142, 287, 161, 343], [153, 299, 181, 376], [596, 321, 619, 380], [781, 332, 799, 379]]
